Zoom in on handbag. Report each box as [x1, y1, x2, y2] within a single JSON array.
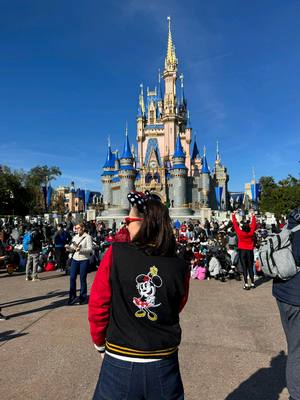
[[67, 235, 86, 260]]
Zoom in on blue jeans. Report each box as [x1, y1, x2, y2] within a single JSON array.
[[69, 259, 89, 300], [93, 353, 184, 400], [277, 300, 300, 400]]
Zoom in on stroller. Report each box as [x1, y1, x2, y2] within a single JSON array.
[[1, 245, 20, 275]]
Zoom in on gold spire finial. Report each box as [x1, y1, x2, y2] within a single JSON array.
[[165, 16, 177, 71], [252, 167, 256, 181]]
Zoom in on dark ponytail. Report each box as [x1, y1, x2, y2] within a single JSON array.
[[132, 199, 176, 256]]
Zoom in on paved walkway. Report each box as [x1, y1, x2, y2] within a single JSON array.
[[0, 270, 289, 400]]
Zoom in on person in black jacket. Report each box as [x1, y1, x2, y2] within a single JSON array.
[[273, 208, 300, 400], [88, 192, 190, 400]]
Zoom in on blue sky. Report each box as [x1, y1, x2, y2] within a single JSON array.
[[1, 0, 300, 191]]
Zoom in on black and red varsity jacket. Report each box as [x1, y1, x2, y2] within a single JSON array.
[[88, 242, 190, 359]]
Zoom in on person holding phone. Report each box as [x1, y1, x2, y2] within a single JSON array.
[[66, 223, 93, 305]]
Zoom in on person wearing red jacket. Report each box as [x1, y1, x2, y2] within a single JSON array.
[[232, 211, 257, 290], [88, 192, 190, 400]]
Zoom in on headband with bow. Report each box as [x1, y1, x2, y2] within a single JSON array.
[[127, 191, 161, 213]]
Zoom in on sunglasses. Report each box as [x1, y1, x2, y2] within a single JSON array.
[[124, 217, 144, 226]]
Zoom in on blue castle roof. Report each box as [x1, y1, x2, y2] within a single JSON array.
[[201, 154, 209, 174], [191, 140, 200, 160], [103, 144, 115, 169], [101, 170, 115, 177], [173, 134, 185, 158], [121, 133, 133, 159]]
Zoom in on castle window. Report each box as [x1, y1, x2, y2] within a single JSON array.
[[154, 173, 160, 183], [145, 173, 152, 183], [149, 110, 155, 124]]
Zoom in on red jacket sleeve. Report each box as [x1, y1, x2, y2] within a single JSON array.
[[232, 213, 242, 234], [249, 215, 257, 235], [88, 245, 113, 346], [179, 271, 190, 313]]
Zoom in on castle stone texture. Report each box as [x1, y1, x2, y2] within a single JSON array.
[[101, 18, 229, 218]]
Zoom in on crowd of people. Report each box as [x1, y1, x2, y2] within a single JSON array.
[[172, 212, 285, 290], [0, 197, 299, 400], [0, 209, 282, 321], [0, 211, 284, 290]]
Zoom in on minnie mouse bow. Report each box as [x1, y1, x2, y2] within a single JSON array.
[[127, 191, 161, 213]]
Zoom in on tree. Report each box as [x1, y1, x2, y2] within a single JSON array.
[[259, 175, 300, 217], [278, 174, 299, 188], [25, 165, 61, 214], [0, 164, 62, 216], [0, 166, 32, 215], [25, 165, 61, 188], [259, 176, 276, 192]]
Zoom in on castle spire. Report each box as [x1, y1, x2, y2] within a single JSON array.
[[191, 134, 199, 161], [138, 83, 145, 117], [173, 133, 185, 158], [165, 16, 178, 72], [186, 109, 191, 128], [202, 146, 209, 174], [121, 124, 133, 159], [179, 73, 185, 105], [158, 69, 162, 100], [216, 140, 221, 163], [103, 136, 114, 168]]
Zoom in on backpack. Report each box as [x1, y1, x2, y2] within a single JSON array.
[[23, 232, 33, 252], [258, 224, 300, 280]]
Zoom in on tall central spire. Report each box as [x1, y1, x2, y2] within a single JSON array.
[[165, 16, 178, 72]]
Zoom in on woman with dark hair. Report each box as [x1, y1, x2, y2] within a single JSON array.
[[88, 191, 190, 400], [232, 211, 257, 290]]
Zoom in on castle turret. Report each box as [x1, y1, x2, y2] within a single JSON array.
[[101, 138, 114, 206], [201, 146, 210, 207], [119, 126, 136, 209], [213, 141, 229, 210], [171, 134, 187, 207]]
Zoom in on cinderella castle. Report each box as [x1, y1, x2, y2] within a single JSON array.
[[101, 18, 229, 218]]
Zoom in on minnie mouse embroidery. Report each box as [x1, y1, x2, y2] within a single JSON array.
[[133, 266, 163, 321]]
